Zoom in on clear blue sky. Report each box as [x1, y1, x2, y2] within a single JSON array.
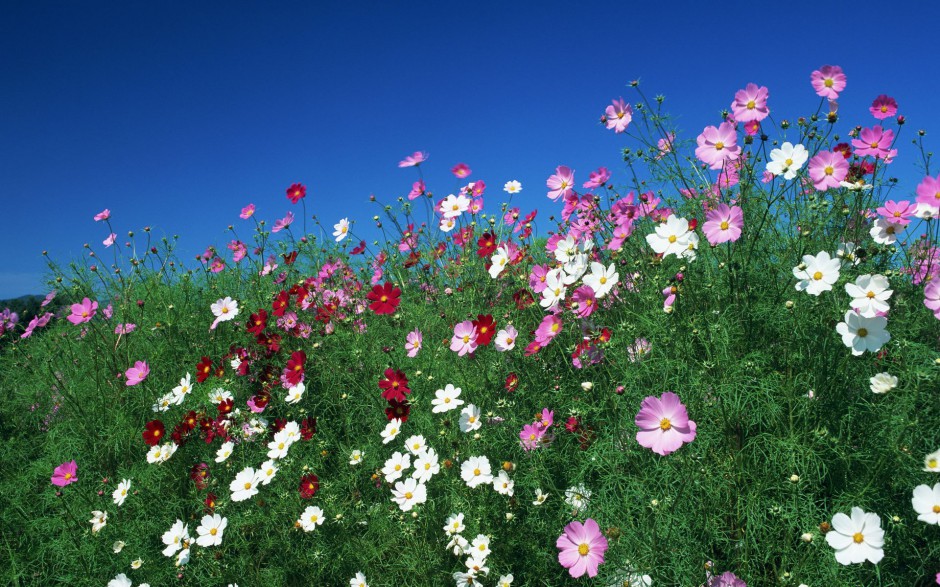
[[3, 1, 940, 299]]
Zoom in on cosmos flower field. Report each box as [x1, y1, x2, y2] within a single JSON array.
[[3, 67, 940, 586]]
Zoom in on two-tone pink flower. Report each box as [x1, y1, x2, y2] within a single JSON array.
[[635, 392, 696, 456]]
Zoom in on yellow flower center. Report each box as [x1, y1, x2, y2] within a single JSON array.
[[394, 464, 401, 471], [659, 418, 672, 430], [551, 323, 559, 333], [866, 291, 876, 299], [813, 271, 823, 280], [746, 100, 756, 109], [785, 158, 793, 166], [473, 468, 481, 476], [857, 328, 869, 337], [933, 505, 940, 513], [668, 235, 677, 243], [210, 528, 218, 536], [424, 463, 431, 470], [64, 473, 72, 480], [462, 335, 470, 343], [600, 276, 607, 284], [824, 165, 834, 175], [244, 482, 251, 489], [578, 543, 590, 556], [930, 458, 938, 468], [881, 105, 888, 113], [870, 142, 879, 149], [404, 492, 413, 499], [852, 532, 864, 544], [714, 141, 725, 151], [824, 79, 834, 88], [720, 221, 729, 230]]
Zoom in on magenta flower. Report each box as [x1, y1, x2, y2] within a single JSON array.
[[571, 286, 597, 318], [405, 329, 423, 358], [877, 200, 916, 226], [582, 167, 611, 189], [451, 163, 471, 178], [807, 150, 849, 191], [703, 204, 743, 245], [811, 65, 846, 100], [407, 180, 426, 200], [556, 518, 608, 578], [519, 423, 545, 451], [852, 126, 894, 159], [604, 98, 633, 133], [125, 361, 150, 386], [450, 321, 478, 357], [67, 298, 98, 325], [534, 315, 562, 345], [398, 151, 428, 168], [114, 323, 136, 335], [695, 122, 740, 170], [730, 83, 769, 123], [708, 571, 747, 587], [546, 166, 575, 201], [239, 204, 255, 219], [635, 391, 696, 456], [51, 460, 78, 487], [271, 211, 294, 233], [915, 174, 940, 211], [869, 95, 898, 120]]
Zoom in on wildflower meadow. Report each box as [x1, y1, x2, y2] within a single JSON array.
[[3, 68, 940, 587]]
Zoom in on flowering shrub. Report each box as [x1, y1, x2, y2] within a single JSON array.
[[2, 67, 940, 587]]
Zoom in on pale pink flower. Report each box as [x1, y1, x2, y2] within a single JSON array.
[[730, 83, 769, 123], [450, 321, 478, 356], [807, 151, 849, 191], [271, 211, 294, 233], [604, 98, 632, 133], [398, 151, 428, 168], [702, 204, 743, 245], [915, 174, 940, 211], [635, 391, 696, 456], [811, 65, 847, 100], [546, 166, 575, 201], [405, 330, 423, 358], [239, 204, 255, 219], [94, 209, 111, 222], [582, 167, 610, 189], [695, 122, 740, 170], [103, 233, 117, 248], [556, 518, 608, 578], [67, 298, 98, 325]]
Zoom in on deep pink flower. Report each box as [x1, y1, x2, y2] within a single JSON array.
[[94, 209, 111, 222], [398, 151, 428, 168], [635, 391, 696, 456], [604, 98, 632, 133], [271, 211, 294, 233], [571, 286, 597, 318], [125, 361, 150, 386], [703, 204, 743, 245], [916, 174, 940, 211], [811, 65, 846, 100], [556, 518, 608, 578], [407, 180, 426, 200], [534, 315, 562, 345], [869, 95, 898, 120], [547, 166, 575, 201], [877, 200, 916, 226], [67, 298, 98, 325], [807, 151, 849, 191], [51, 460, 78, 487], [695, 122, 740, 170], [582, 167, 610, 189], [520, 423, 545, 450], [114, 323, 136, 335], [239, 204, 255, 219], [730, 83, 769, 123], [852, 126, 894, 159], [450, 321, 478, 356], [451, 163, 471, 178], [286, 183, 306, 204]]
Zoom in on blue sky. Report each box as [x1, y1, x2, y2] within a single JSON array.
[[3, 1, 940, 299]]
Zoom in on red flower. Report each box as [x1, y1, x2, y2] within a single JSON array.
[[204, 492, 218, 511], [272, 291, 290, 317], [181, 410, 199, 432], [513, 289, 535, 310], [284, 350, 306, 386], [351, 240, 367, 255], [300, 417, 317, 440], [505, 372, 519, 393], [378, 369, 411, 403], [472, 314, 496, 346], [190, 463, 210, 489], [286, 183, 306, 204], [196, 356, 214, 383], [217, 398, 233, 416], [299, 473, 319, 499], [476, 232, 497, 258], [367, 282, 401, 315], [142, 420, 166, 446], [282, 251, 298, 265], [833, 142, 852, 159], [385, 398, 411, 422]]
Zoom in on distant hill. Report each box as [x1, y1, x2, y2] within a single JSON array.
[[0, 294, 44, 321]]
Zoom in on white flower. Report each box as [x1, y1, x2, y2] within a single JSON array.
[[382, 451, 411, 483], [107, 573, 132, 587], [381, 418, 403, 444], [299, 505, 325, 532], [912, 483, 940, 525], [840, 179, 873, 191], [209, 388, 233, 404], [869, 373, 898, 394], [497, 574, 514, 587], [489, 246, 510, 279], [766, 142, 809, 180], [152, 392, 174, 412], [90, 510, 108, 533], [230, 467, 264, 502], [112, 540, 125, 554], [349, 449, 364, 465], [258, 460, 278, 485], [914, 202, 939, 220], [195, 514, 227, 547], [412, 448, 440, 483], [444, 513, 466, 536], [267, 430, 294, 460], [825, 507, 884, 565], [439, 216, 457, 232], [452, 570, 479, 586], [836, 242, 861, 267], [554, 235, 579, 264], [493, 470, 514, 496], [282, 421, 301, 443], [870, 218, 902, 245], [432, 384, 465, 413], [645, 214, 692, 259], [447, 534, 470, 556], [464, 555, 490, 577], [680, 231, 700, 261], [846, 274, 892, 317], [130, 558, 142, 570], [539, 268, 567, 309], [441, 194, 471, 219], [836, 310, 890, 356], [161, 519, 190, 557], [333, 218, 350, 242], [793, 251, 841, 296], [494, 325, 517, 352], [925, 449, 940, 473], [582, 262, 619, 299], [562, 254, 588, 284], [112, 479, 132, 507], [459, 404, 482, 433], [210, 297, 239, 330], [175, 547, 190, 567], [565, 484, 591, 513], [607, 568, 652, 587], [533, 488, 548, 506], [503, 180, 522, 194], [285, 382, 305, 404], [470, 534, 491, 559], [461, 456, 493, 488], [349, 572, 369, 587], [171, 373, 193, 405], [391, 477, 427, 511]]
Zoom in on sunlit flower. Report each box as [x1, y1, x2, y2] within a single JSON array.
[[382, 451, 411, 483], [298, 505, 325, 532], [51, 460, 78, 487], [635, 391, 697, 456], [432, 383, 464, 413], [766, 142, 808, 180], [391, 477, 427, 511], [695, 122, 740, 170], [503, 180, 522, 194], [556, 518, 608, 578], [845, 274, 892, 317], [825, 507, 884, 565], [730, 83, 770, 123], [793, 251, 840, 296], [869, 373, 898, 394], [112, 479, 131, 506], [333, 218, 350, 242], [811, 65, 847, 100], [459, 404, 482, 433], [836, 310, 890, 356], [461, 456, 493, 488], [90, 510, 108, 534], [381, 418, 403, 445], [604, 98, 633, 133]]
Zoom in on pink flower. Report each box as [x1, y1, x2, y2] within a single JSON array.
[[228, 240, 247, 262], [534, 315, 562, 345], [239, 204, 255, 219], [546, 166, 575, 201], [852, 126, 894, 159], [271, 211, 294, 233], [656, 133, 676, 159], [582, 167, 610, 189], [635, 391, 696, 456], [407, 180, 426, 200], [114, 323, 136, 335], [103, 233, 117, 248], [869, 95, 898, 120], [915, 174, 940, 211], [451, 163, 471, 178], [556, 518, 608, 578], [604, 98, 632, 133], [398, 151, 428, 168], [811, 65, 847, 100], [703, 204, 743, 245], [94, 209, 111, 222], [405, 329, 422, 358], [125, 361, 150, 386], [520, 423, 545, 450], [877, 200, 916, 226], [67, 298, 98, 325], [695, 122, 740, 170], [51, 460, 78, 487], [925, 280, 940, 320], [807, 150, 849, 191], [730, 83, 769, 123], [571, 286, 597, 318], [450, 321, 478, 356]]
